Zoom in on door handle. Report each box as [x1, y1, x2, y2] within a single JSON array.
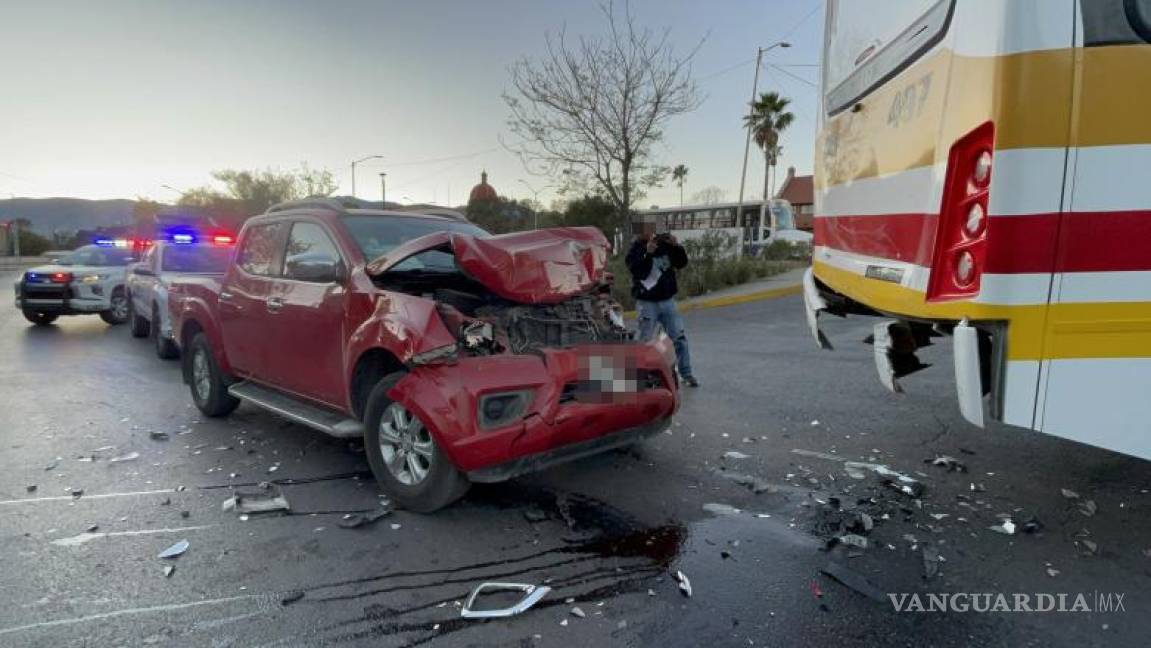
[[266, 297, 284, 312]]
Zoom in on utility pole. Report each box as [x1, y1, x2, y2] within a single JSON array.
[[736, 41, 790, 236], [379, 173, 387, 206], [350, 155, 384, 198]]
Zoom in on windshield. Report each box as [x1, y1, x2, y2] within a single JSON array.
[[341, 215, 488, 269], [161, 244, 232, 273], [56, 245, 135, 267]]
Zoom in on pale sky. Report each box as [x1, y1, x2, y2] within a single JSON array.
[[0, 0, 824, 208]]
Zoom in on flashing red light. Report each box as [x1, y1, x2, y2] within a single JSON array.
[[51, 272, 72, 283], [212, 235, 235, 246]]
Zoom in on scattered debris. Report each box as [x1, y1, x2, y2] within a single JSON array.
[[280, 591, 305, 606], [988, 519, 1016, 535], [1077, 539, 1098, 556], [1078, 500, 1097, 517], [836, 534, 869, 549], [715, 469, 773, 494], [26, 485, 36, 493], [45, 460, 58, 471], [109, 451, 141, 464], [820, 562, 885, 602], [221, 488, 290, 515], [570, 606, 586, 618], [1021, 516, 1044, 534], [922, 546, 941, 580], [337, 507, 393, 529], [702, 503, 742, 516], [674, 571, 692, 598], [1060, 488, 1080, 499], [926, 455, 967, 472], [85, 524, 99, 533], [969, 482, 986, 493], [158, 539, 190, 559], [1142, 548, 1151, 559], [1047, 567, 1060, 577], [149, 431, 170, 441], [71, 489, 84, 499], [522, 508, 549, 523], [723, 451, 751, 460], [810, 420, 821, 427], [460, 582, 551, 619], [180, 511, 190, 519], [163, 565, 175, 578]]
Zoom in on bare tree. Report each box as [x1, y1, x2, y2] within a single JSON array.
[[691, 185, 726, 205], [504, 2, 702, 228]]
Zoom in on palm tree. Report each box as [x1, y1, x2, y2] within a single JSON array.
[[671, 164, 689, 206], [744, 91, 794, 238]]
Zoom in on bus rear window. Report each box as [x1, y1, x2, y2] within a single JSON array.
[[824, 0, 953, 115]]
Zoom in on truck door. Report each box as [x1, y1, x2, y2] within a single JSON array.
[[221, 222, 286, 378], [1037, 1, 1151, 460], [263, 220, 348, 408]]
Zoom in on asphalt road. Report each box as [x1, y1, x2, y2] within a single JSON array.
[[1, 268, 1148, 647]]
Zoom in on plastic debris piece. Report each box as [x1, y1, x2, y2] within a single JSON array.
[[26, 485, 37, 493], [837, 534, 869, 549], [1078, 539, 1098, 556], [45, 460, 58, 471], [1060, 488, 1080, 499], [674, 571, 692, 598], [460, 582, 551, 619], [922, 546, 941, 580], [716, 469, 773, 494], [85, 524, 99, 533], [280, 591, 305, 606], [338, 507, 393, 529], [222, 488, 290, 515], [71, 489, 84, 498], [560, 619, 568, 626], [1047, 567, 1060, 577], [149, 431, 170, 441], [109, 452, 141, 464], [570, 606, 586, 618], [723, 451, 751, 460], [1078, 500, 1097, 517], [180, 511, 190, 519], [1021, 516, 1044, 534], [702, 503, 742, 516], [163, 565, 175, 578], [820, 562, 885, 601], [927, 455, 967, 472], [989, 519, 1016, 535], [390, 523, 402, 530], [522, 508, 548, 523], [158, 539, 189, 559]]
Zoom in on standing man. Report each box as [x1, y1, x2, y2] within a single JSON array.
[[625, 216, 699, 387]]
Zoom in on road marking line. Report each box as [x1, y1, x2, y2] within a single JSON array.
[[0, 489, 177, 506], [51, 525, 212, 547], [0, 594, 265, 637]]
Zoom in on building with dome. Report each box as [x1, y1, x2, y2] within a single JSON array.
[[468, 170, 498, 203]]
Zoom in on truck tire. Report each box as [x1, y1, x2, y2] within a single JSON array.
[[100, 288, 129, 325], [363, 374, 469, 512], [23, 310, 58, 326], [153, 306, 179, 360], [128, 294, 150, 338], [187, 332, 239, 417]]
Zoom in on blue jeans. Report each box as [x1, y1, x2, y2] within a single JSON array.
[[636, 298, 694, 379]]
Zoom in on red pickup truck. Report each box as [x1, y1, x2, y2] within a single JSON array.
[[168, 199, 679, 511]]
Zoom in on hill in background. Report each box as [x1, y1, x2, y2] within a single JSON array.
[[0, 198, 143, 234]]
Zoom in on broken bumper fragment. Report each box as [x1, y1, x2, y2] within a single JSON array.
[[802, 268, 833, 350], [387, 338, 679, 479]]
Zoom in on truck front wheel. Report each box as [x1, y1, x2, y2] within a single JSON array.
[[363, 374, 469, 512], [23, 310, 58, 326], [187, 332, 239, 417]]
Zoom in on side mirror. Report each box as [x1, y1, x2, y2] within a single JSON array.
[[288, 256, 342, 283], [132, 266, 155, 277]]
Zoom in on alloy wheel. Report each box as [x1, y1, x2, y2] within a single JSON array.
[[378, 402, 434, 486]]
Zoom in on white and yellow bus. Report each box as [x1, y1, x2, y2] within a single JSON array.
[[805, 0, 1151, 459]]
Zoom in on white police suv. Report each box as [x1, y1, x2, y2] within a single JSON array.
[[14, 242, 135, 326]]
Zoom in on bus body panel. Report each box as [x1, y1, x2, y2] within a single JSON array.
[[814, 0, 1151, 459]]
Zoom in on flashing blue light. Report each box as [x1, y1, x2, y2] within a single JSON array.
[[95, 238, 113, 246], [172, 233, 195, 244]]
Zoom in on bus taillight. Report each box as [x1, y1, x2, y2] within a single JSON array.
[[926, 122, 994, 301]]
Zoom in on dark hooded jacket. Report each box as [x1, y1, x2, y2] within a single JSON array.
[[625, 236, 689, 302]]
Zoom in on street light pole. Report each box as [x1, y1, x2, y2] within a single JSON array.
[[379, 173, 387, 206], [736, 41, 790, 235], [350, 155, 384, 198], [517, 179, 551, 229]]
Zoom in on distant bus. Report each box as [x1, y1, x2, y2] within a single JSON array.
[[636, 199, 812, 254]]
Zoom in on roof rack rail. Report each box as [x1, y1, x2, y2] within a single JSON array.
[[265, 198, 355, 214]]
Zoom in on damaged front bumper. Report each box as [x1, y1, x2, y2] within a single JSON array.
[[802, 268, 833, 350], [387, 337, 679, 480]]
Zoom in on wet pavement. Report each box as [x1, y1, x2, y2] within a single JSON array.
[[1, 268, 1149, 647]]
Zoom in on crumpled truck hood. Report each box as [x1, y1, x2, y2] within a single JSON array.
[[365, 226, 609, 304]]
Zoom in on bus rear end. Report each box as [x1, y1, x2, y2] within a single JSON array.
[[808, 0, 1151, 460]]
